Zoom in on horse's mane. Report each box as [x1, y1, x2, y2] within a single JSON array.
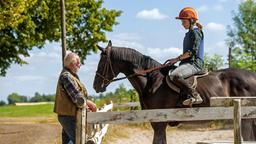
[[111, 46, 161, 69]]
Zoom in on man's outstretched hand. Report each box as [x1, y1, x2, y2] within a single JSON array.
[[86, 100, 97, 112]]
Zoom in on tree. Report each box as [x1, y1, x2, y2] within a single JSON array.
[[29, 92, 55, 102], [204, 53, 224, 71], [7, 93, 28, 104], [0, 0, 121, 76], [227, 0, 256, 72], [114, 84, 127, 103], [0, 100, 6, 106]]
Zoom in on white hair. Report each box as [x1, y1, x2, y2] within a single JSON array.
[[64, 51, 79, 68]]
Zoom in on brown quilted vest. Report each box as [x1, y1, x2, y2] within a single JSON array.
[[54, 69, 87, 116]]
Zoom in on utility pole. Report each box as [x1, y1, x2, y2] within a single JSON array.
[[60, 0, 67, 68], [228, 45, 232, 68]]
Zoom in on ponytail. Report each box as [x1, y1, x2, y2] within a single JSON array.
[[190, 20, 203, 30], [196, 22, 203, 30]]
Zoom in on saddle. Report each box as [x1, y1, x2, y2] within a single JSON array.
[[166, 69, 209, 94]]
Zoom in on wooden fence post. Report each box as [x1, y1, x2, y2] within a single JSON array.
[[233, 99, 242, 144], [76, 108, 86, 144]]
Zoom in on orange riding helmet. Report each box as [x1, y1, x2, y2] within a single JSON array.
[[175, 7, 198, 20]]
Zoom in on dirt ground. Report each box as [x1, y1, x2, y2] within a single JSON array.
[[0, 117, 61, 144], [0, 117, 234, 144], [105, 124, 233, 144]]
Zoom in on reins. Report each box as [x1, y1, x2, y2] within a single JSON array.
[[96, 44, 172, 87], [96, 53, 142, 87]]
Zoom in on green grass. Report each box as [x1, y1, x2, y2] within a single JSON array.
[[0, 104, 55, 117]]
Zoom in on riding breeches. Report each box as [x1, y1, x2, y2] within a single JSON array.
[[168, 63, 201, 81]]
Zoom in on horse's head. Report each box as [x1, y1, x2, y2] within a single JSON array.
[[93, 41, 119, 93]]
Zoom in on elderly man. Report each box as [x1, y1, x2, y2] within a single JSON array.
[[54, 51, 97, 144]]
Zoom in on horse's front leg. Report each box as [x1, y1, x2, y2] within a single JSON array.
[[151, 122, 168, 144], [241, 119, 256, 141]]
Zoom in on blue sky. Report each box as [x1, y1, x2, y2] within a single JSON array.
[[0, 0, 244, 102]]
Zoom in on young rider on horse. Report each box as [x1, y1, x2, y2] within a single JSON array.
[[165, 7, 204, 106]]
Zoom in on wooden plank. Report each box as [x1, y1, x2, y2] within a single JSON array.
[[197, 141, 256, 144], [76, 108, 86, 144], [233, 99, 242, 144], [114, 102, 140, 107], [87, 106, 256, 124], [210, 97, 256, 107]]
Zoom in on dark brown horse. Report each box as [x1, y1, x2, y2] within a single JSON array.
[[93, 41, 256, 144]]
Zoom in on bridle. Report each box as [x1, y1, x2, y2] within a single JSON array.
[[96, 54, 116, 88], [96, 49, 139, 88]]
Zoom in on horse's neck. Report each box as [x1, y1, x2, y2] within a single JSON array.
[[119, 62, 147, 96], [127, 76, 147, 95], [113, 52, 160, 96]]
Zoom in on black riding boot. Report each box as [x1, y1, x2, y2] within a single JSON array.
[[172, 75, 203, 106]]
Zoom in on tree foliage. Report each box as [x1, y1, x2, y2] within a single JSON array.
[[227, 0, 256, 72], [94, 84, 139, 110], [204, 53, 224, 71], [7, 93, 28, 105], [114, 84, 127, 103], [29, 92, 55, 102], [0, 100, 6, 106], [0, 0, 121, 76]]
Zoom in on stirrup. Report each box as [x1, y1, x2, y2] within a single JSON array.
[[182, 96, 203, 106]]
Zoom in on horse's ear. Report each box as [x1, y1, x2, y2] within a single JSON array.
[[107, 40, 112, 47], [97, 45, 106, 53], [106, 40, 112, 55]]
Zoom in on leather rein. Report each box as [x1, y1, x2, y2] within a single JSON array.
[[96, 47, 170, 87], [95, 53, 138, 88]]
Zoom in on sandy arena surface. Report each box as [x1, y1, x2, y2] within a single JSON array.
[[0, 117, 234, 144]]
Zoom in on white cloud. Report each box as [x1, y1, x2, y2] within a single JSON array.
[[205, 22, 226, 31], [112, 33, 142, 41], [213, 5, 223, 11], [218, 0, 228, 2], [136, 8, 169, 20], [197, 4, 224, 13], [146, 47, 181, 62], [206, 41, 228, 59], [13, 75, 46, 81], [108, 39, 144, 51], [216, 41, 226, 48], [108, 34, 181, 63], [197, 5, 209, 12]]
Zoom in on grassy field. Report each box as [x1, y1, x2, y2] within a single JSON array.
[[0, 104, 55, 117]]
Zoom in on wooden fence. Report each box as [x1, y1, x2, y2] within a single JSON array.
[[76, 102, 113, 144], [77, 97, 256, 144]]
